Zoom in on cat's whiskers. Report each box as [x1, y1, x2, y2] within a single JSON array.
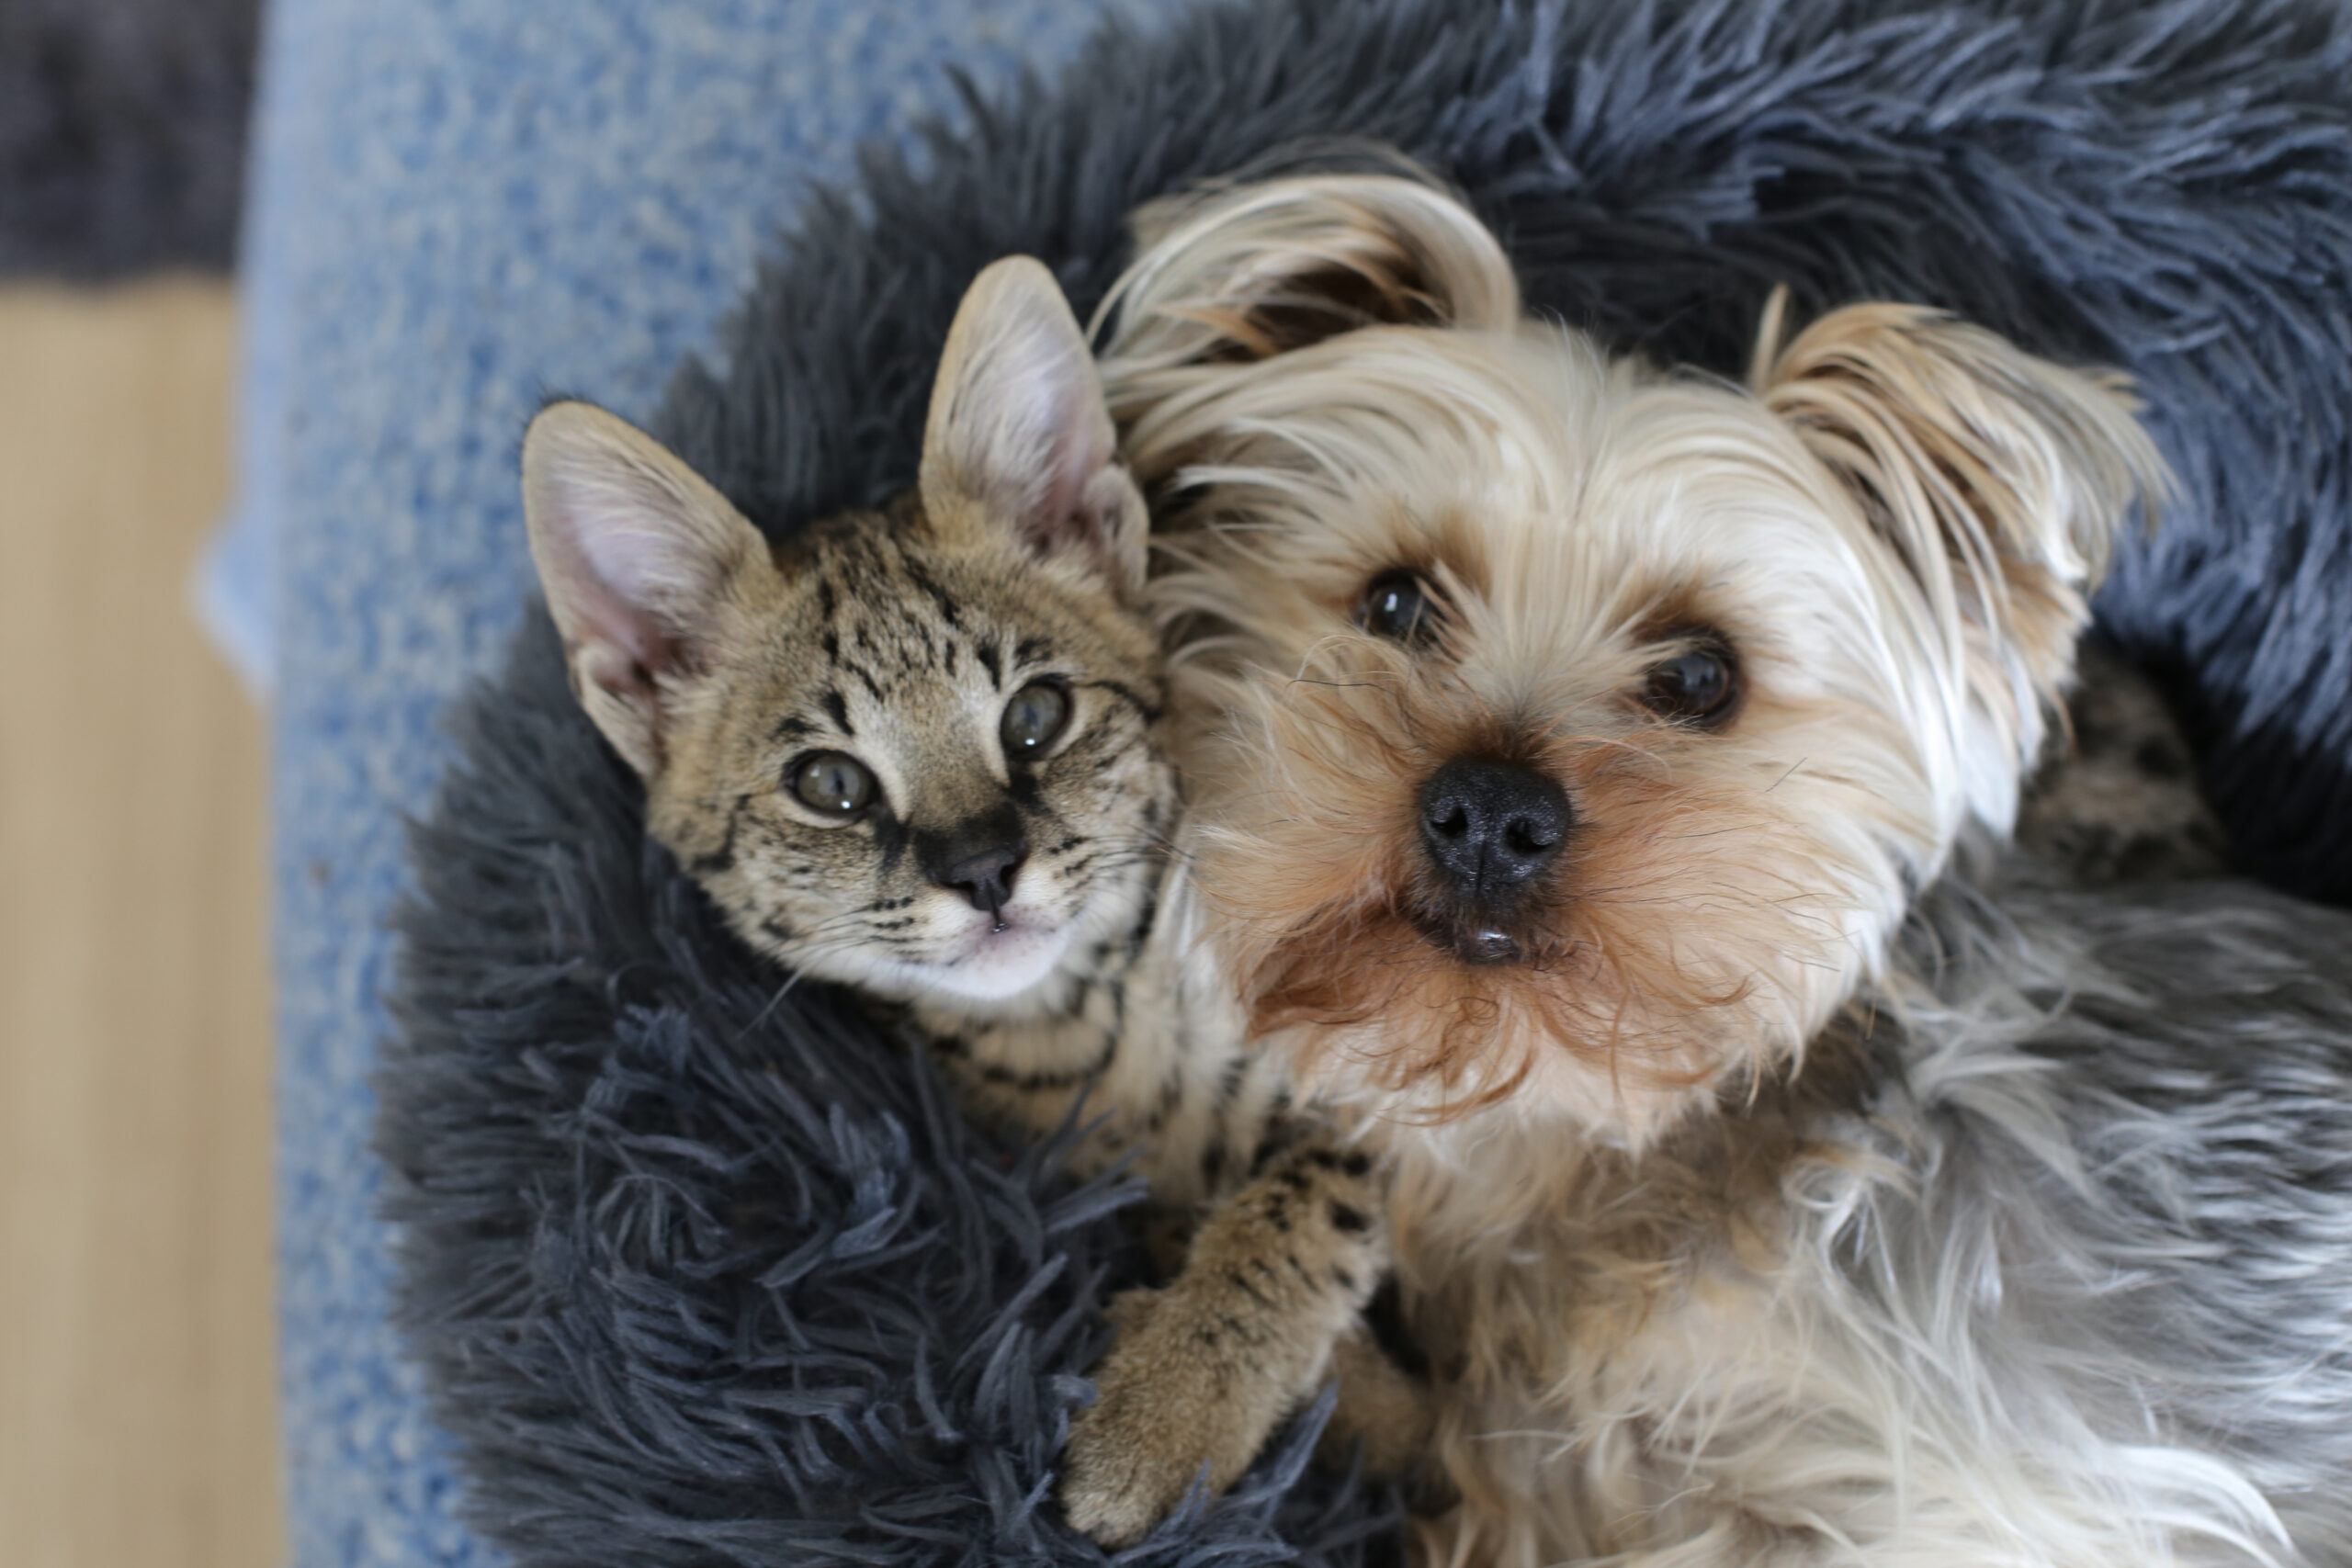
[[729, 931, 875, 1043]]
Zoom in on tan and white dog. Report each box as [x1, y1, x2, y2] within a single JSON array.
[[1075, 167, 2352, 1566]]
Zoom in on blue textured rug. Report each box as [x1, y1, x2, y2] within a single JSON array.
[[258, 2, 1185, 1562], [307, 0, 2352, 1562]]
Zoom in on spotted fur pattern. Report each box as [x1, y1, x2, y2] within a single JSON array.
[[1061, 1139, 1391, 1545], [2020, 640, 2231, 885]]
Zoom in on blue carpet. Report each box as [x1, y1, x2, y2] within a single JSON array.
[[255, 2, 1185, 1561]]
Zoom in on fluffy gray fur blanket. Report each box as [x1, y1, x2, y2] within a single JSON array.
[[381, 0, 2352, 1562]]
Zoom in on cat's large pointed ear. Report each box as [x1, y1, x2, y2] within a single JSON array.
[[918, 256, 1148, 599], [1097, 166, 1520, 382], [521, 400, 775, 776], [1756, 301, 2170, 815]]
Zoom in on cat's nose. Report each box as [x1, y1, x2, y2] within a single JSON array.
[[918, 813, 1031, 916], [937, 843, 1026, 914]]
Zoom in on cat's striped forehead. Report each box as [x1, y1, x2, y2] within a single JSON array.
[[763, 506, 1158, 735], [790, 516, 1038, 709]]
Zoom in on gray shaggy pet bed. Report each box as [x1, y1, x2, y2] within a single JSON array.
[[381, 0, 2352, 1562], [0, 0, 257, 276]]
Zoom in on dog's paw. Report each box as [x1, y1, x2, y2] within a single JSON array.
[[1059, 1292, 1275, 1547]]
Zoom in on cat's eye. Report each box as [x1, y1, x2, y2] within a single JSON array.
[[790, 750, 877, 816], [1358, 570, 1440, 645], [1001, 680, 1072, 758], [1641, 637, 1740, 727]]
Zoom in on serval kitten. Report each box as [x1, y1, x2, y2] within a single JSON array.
[[519, 257, 1392, 1548]]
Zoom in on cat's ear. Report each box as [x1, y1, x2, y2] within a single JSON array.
[[918, 256, 1148, 599], [521, 400, 775, 776]]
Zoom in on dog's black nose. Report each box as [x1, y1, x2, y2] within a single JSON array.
[[1418, 758, 1570, 899], [919, 814, 1030, 915]]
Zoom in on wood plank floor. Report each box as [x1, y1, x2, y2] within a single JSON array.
[[0, 280, 283, 1568]]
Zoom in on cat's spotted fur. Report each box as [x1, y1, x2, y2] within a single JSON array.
[[2018, 640, 2229, 886], [519, 257, 1389, 1549]]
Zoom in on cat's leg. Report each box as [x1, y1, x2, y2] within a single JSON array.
[[1059, 1138, 1386, 1547]]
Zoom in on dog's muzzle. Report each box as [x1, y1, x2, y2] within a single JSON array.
[[1416, 757, 1570, 963]]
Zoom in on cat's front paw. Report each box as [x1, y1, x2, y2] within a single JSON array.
[[1059, 1288, 1275, 1548], [1062, 1138, 1388, 1546]]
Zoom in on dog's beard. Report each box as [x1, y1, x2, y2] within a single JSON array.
[[1187, 665, 1896, 1144]]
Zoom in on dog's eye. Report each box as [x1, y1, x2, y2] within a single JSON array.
[[1641, 641, 1740, 727], [1001, 680, 1072, 757], [790, 750, 878, 816], [1358, 570, 1440, 645]]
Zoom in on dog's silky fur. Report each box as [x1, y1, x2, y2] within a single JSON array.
[[1108, 172, 2164, 1136], [1091, 170, 2352, 1564], [379, 5, 2352, 1563]]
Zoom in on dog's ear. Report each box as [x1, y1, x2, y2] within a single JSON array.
[[522, 400, 778, 777], [1099, 170, 1520, 378], [1757, 301, 2169, 795], [919, 256, 1148, 599]]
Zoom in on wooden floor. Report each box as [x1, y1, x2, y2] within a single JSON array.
[[0, 281, 283, 1567]]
